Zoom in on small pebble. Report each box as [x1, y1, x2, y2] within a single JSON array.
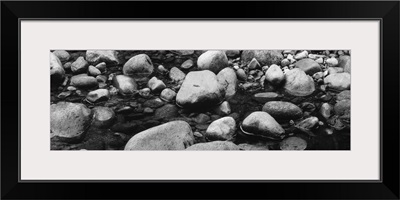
[[139, 88, 151, 98]]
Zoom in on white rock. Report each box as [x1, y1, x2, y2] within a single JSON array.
[[205, 117, 236, 141], [283, 68, 315, 96], [217, 67, 238, 99], [241, 111, 285, 138], [265, 64, 285, 85], [112, 75, 138, 95], [213, 101, 231, 116], [86, 50, 119, 65], [123, 54, 154, 80], [324, 73, 351, 90], [197, 50, 228, 74], [148, 77, 166, 93], [86, 89, 110, 103]]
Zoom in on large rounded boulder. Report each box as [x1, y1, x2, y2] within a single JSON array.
[[294, 58, 322, 76], [262, 101, 303, 120], [283, 68, 315, 96], [241, 50, 283, 66], [123, 54, 154, 81], [176, 70, 225, 108], [50, 102, 92, 141], [197, 50, 228, 74], [124, 121, 195, 150], [241, 111, 285, 138], [324, 73, 351, 90]]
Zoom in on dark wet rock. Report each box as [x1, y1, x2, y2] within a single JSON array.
[[236, 68, 247, 81], [225, 50, 240, 58], [112, 75, 138, 95], [229, 112, 240, 121], [63, 62, 72, 71], [205, 117, 236, 141], [253, 92, 280, 103], [53, 50, 70, 63], [334, 99, 351, 115], [86, 89, 110, 103], [294, 58, 322, 76], [193, 113, 211, 124], [336, 90, 351, 101], [185, 141, 240, 151], [197, 50, 228, 74], [217, 67, 237, 99], [241, 111, 285, 138], [324, 73, 351, 90], [95, 62, 107, 72], [241, 50, 283, 66], [160, 88, 176, 102], [50, 52, 65, 85], [262, 101, 303, 120], [280, 137, 307, 150], [195, 124, 209, 130], [92, 106, 115, 128], [320, 103, 333, 119], [169, 67, 186, 82], [71, 56, 89, 74], [86, 50, 119, 65], [338, 55, 351, 74], [50, 102, 92, 142], [70, 74, 98, 89], [143, 98, 164, 108], [111, 120, 142, 134], [124, 121, 195, 150], [281, 58, 291, 67], [213, 101, 231, 116], [123, 54, 154, 81], [298, 102, 316, 113], [180, 59, 194, 69], [115, 106, 134, 114], [248, 58, 261, 70], [283, 68, 315, 96], [148, 77, 166, 93], [176, 70, 225, 108], [57, 91, 72, 99], [88, 65, 101, 76], [154, 104, 179, 119], [265, 64, 284, 85]]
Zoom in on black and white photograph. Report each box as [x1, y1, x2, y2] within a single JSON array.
[[50, 50, 351, 150]]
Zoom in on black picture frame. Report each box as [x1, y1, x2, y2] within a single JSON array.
[[2, 1, 399, 199]]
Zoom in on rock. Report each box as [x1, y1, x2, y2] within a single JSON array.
[[70, 74, 98, 89], [334, 99, 351, 115], [193, 113, 210, 124], [85, 50, 119, 65], [160, 88, 177, 102], [262, 101, 303, 120], [111, 121, 141, 134], [139, 88, 151, 98], [143, 107, 154, 114], [176, 70, 225, 108], [238, 143, 270, 150], [175, 50, 194, 55], [327, 67, 344, 75], [181, 59, 194, 69], [294, 58, 322, 76], [241, 111, 285, 138], [217, 67, 237, 99], [225, 50, 240, 58], [197, 50, 228, 74], [241, 50, 283, 66], [71, 56, 89, 74], [320, 103, 333, 119], [281, 58, 290, 67], [123, 54, 154, 80], [326, 57, 338, 67], [169, 67, 186, 82], [324, 73, 351, 90], [315, 57, 324, 64], [280, 137, 307, 150], [50, 52, 65, 85], [57, 91, 71, 99], [95, 62, 107, 72], [253, 92, 279, 103], [205, 117, 236, 141], [53, 50, 70, 63], [67, 86, 76, 91], [308, 54, 325, 60], [265, 64, 285, 85], [213, 101, 231, 116], [248, 58, 261, 69], [86, 89, 110, 103], [143, 98, 164, 108], [236, 68, 247, 81], [157, 65, 168, 74], [294, 50, 308, 60], [338, 55, 351, 74], [112, 75, 138, 95], [92, 106, 115, 128], [124, 121, 195, 150], [88, 65, 101, 76], [336, 90, 351, 101], [296, 116, 319, 130], [283, 68, 315, 96], [185, 141, 240, 151], [50, 102, 92, 141], [63, 62, 72, 70], [148, 77, 166, 93]]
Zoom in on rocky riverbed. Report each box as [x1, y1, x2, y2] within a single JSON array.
[[50, 50, 351, 150]]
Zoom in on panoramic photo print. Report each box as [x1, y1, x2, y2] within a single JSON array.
[[50, 50, 351, 150]]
